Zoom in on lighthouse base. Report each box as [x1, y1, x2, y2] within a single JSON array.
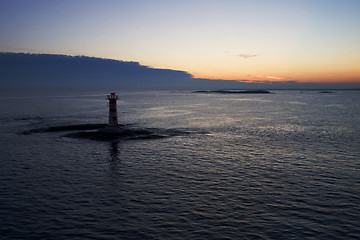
[[106, 124, 121, 128]]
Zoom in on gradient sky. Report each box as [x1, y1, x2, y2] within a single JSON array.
[[1, 0, 360, 83]]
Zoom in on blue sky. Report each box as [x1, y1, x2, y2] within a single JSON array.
[[1, 0, 360, 83]]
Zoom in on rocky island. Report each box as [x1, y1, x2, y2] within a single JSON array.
[[194, 90, 272, 94]]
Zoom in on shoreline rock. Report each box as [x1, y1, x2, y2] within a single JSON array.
[[194, 90, 272, 94]]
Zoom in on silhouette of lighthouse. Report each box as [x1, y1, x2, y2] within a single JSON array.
[[107, 93, 119, 127]]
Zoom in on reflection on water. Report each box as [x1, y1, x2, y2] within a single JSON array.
[[109, 141, 120, 163], [108, 141, 123, 175]]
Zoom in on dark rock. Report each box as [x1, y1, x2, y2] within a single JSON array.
[[194, 90, 272, 94], [23, 123, 191, 141]]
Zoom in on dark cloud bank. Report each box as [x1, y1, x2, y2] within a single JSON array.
[[0, 52, 358, 94]]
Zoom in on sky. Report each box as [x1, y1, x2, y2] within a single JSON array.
[[1, 0, 360, 84]]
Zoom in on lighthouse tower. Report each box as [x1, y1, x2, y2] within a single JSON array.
[[107, 93, 119, 127]]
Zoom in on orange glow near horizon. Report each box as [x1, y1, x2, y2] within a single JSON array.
[[190, 67, 360, 84]]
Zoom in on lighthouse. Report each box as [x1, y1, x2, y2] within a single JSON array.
[[107, 93, 119, 127]]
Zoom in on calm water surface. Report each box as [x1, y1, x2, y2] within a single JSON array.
[[0, 90, 359, 239]]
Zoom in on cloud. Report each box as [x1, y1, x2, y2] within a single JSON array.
[[266, 76, 285, 80], [238, 53, 258, 58], [242, 74, 288, 82]]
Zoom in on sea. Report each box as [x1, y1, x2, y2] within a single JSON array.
[[0, 90, 359, 239]]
